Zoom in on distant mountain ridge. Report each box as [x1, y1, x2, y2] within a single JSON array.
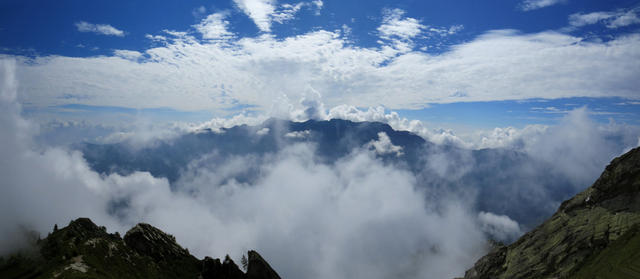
[[80, 118, 580, 230], [0, 218, 281, 279], [81, 118, 427, 183], [463, 146, 640, 279]]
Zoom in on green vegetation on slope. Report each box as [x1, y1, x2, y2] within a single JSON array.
[[464, 147, 640, 279]]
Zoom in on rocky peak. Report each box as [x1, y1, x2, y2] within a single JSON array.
[[123, 223, 191, 262], [247, 250, 281, 279], [2, 219, 282, 279], [61, 217, 109, 239]]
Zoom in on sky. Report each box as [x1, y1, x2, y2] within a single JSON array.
[[1, 0, 639, 132]]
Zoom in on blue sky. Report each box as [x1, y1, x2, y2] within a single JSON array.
[[1, 0, 640, 132]]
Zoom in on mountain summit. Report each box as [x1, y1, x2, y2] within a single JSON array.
[[464, 146, 640, 279], [0, 218, 281, 279]]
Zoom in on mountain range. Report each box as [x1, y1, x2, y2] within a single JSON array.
[[80, 119, 579, 230]]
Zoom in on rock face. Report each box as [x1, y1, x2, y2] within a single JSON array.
[[246, 250, 281, 279], [199, 251, 281, 279], [0, 219, 282, 279], [464, 146, 640, 279]]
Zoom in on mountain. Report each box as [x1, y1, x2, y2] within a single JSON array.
[[80, 118, 427, 183], [0, 218, 281, 279], [79, 118, 580, 229], [463, 146, 640, 279]]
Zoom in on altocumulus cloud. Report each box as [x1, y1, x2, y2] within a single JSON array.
[[7, 8, 640, 113]]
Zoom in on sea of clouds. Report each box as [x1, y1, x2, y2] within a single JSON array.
[[2, 59, 640, 279]]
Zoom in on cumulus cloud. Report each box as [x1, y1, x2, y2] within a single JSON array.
[[194, 12, 235, 40], [569, 9, 640, 29], [367, 132, 404, 156], [256, 127, 270, 135], [378, 9, 424, 41], [377, 8, 426, 53], [233, 0, 276, 32], [473, 107, 640, 187], [75, 21, 125, 36], [520, 0, 566, 11], [477, 212, 523, 243], [326, 105, 468, 146]]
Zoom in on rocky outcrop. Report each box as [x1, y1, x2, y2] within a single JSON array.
[[0, 219, 282, 279], [247, 250, 281, 279], [124, 223, 193, 262], [201, 255, 247, 279], [464, 147, 640, 279]]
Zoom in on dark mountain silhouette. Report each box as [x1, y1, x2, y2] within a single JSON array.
[[463, 146, 640, 279], [0, 218, 280, 279]]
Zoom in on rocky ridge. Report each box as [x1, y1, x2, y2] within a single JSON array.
[[0, 218, 280, 279], [463, 146, 640, 279]]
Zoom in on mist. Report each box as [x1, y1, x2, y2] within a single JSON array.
[[0, 59, 489, 279]]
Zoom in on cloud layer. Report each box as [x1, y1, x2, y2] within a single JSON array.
[[6, 8, 639, 113]]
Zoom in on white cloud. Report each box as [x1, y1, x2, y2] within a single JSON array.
[[233, 0, 276, 32], [272, 3, 305, 24], [472, 107, 640, 186], [233, 0, 324, 32], [569, 9, 640, 29], [194, 12, 235, 40], [520, 0, 566, 11], [193, 6, 207, 18], [256, 127, 270, 135], [377, 8, 425, 53], [284, 130, 310, 139], [145, 34, 168, 42], [428, 24, 464, 36], [478, 212, 522, 243], [312, 0, 323, 15], [378, 9, 424, 41], [113, 50, 143, 61], [367, 132, 404, 156], [75, 21, 125, 37], [9, 17, 640, 114], [196, 114, 268, 133]]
